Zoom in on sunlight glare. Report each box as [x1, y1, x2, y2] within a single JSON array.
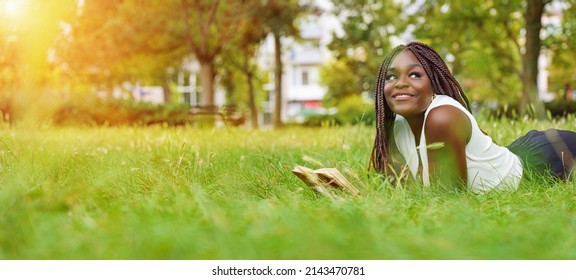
[[4, 0, 21, 17]]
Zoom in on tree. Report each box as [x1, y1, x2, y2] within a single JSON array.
[[0, 0, 76, 122], [521, 0, 550, 118], [321, 0, 404, 105], [57, 0, 186, 101], [412, 0, 567, 119], [257, 0, 315, 128], [179, 0, 250, 107], [221, 1, 269, 128], [410, 0, 524, 103]]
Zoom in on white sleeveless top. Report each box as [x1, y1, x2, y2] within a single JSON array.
[[394, 95, 523, 192]]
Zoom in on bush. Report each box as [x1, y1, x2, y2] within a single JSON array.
[[474, 99, 576, 119], [301, 95, 374, 127], [545, 100, 576, 117], [334, 95, 374, 125], [301, 113, 341, 127], [53, 97, 193, 126]]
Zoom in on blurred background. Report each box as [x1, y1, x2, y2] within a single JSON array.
[[0, 0, 575, 128]]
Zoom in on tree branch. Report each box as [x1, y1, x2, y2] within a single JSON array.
[[489, 40, 523, 80], [179, 0, 199, 55], [503, 20, 523, 56]]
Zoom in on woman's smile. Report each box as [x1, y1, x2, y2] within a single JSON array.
[[391, 92, 416, 101]]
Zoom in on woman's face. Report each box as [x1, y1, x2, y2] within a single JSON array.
[[383, 49, 435, 118]]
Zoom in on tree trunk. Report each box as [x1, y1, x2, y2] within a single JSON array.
[[161, 80, 171, 103], [519, 0, 547, 119], [247, 71, 259, 129], [240, 51, 259, 129], [272, 33, 283, 128], [199, 59, 216, 106]]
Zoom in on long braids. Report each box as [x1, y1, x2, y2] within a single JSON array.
[[369, 41, 472, 175], [407, 43, 471, 111], [370, 45, 404, 174]]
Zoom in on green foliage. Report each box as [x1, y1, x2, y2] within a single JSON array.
[[301, 114, 341, 127], [544, 100, 576, 117], [218, 1, 273, 127], [255, 0, 318, 127], [458, 46, 523, 103], [334, 95, 374, 125], [326, 0, 576, 115], [547, 0, 576, 95], [302, 95, 374, 127], [51, 95, 248, 127], [219, 67, 252, 112], [411, 0, 526, 104], [0, 1, 77, 122], [473, 99, 576, 119], [325, 0, 404, 101], [318, 0, 407, 117], [547, 48, 576, 95], [319, 60, 361, 107], [52, 96, 193, 126], [256, 0, 313, 38], [52, 0, 313, 113], [1, 120, 576, 259], [57, 0, 187, 87]]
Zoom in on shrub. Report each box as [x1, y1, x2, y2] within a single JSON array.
[[474, 99, 576, 119], [334, 95, 374, 125], [301, 113, 341, 127], [53, 97, 193, 126], [544, 100, 576, 117]]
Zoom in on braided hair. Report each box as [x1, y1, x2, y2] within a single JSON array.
[[369, 42, 471, 175]]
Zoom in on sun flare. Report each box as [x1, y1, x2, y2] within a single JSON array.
[[3, 0, 21, 17]]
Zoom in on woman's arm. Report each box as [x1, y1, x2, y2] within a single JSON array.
[[389, 141, 412, 185], [424, 106, 472, 188]]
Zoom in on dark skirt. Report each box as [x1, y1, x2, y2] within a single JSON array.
[[507, 129, 576, 180]]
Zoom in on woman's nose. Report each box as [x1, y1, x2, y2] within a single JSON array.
[[393, 75, 409, 89], [394, 82, 408, 89]]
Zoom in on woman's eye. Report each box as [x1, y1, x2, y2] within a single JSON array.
[[409, 72, 422, 78], [385, 74, 397, 81]]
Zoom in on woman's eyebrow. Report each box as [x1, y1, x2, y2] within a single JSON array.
[[387, 64, 423, 72]]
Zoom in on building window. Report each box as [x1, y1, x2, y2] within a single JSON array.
[[302, 70, 309, 85], [303, 40, 320, 51]]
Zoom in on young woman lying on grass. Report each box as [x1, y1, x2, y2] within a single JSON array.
[[369, 41, 576, 193]]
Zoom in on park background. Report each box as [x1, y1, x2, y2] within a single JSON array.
[[0, 0, 576, 260]]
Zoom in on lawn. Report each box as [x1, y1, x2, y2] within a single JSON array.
[[0, 115, 575, 259]]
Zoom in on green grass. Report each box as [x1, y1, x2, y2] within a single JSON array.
[[0, 116, 575, 260]]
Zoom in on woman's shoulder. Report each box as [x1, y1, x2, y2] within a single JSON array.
[[425, 100, 472, 142], [426, 95, 475, 123], [429, 95, 466, 109], [426, 105, 471, 129]]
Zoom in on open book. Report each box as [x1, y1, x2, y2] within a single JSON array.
[[292, 165, 360, 197]]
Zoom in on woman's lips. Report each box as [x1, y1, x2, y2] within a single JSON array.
[[391, 93, 415, 101]]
